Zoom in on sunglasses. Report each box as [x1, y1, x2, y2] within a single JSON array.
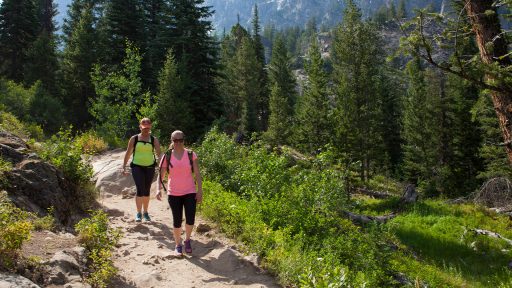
[[172, 138, 184, 143]]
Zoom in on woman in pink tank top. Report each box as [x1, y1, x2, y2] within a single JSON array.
[[156, 130, 203, 256]]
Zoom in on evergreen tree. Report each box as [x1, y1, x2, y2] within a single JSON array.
[[24, 0, 59, 94], [265, 37, 296, 145], [251, 4, 269, 131], [401, 57, 441, 191], [294, 36, 330, 153], [155, 49, 192, 140], [100, 0, 145, 69], [168, 0, 220, 140], [397, 0, 407, 19], [331, 1, 386, 180], [61, 2, 98, 129], [235, 36, 261, 137], [0, 0, 39, 82], [142, 0, 172, 92]]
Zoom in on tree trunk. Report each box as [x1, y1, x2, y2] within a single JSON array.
[[465, 0, 512, 163]]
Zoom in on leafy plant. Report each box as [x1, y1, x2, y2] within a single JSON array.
[[39, 127, 93, 185], [0, 191, 33, 269], [75, 130, 109, 155], [75, 210, 121, 288]]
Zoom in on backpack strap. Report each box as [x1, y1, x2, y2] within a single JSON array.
[[131, 135, 139, 159], [187, 150, 194, 173]]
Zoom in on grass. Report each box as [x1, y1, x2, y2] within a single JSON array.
[[366, 198, 512, 287]]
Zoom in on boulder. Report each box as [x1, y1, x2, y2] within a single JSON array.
[[0, 272, 40, 288], [0, 131, 28, 150], [0, 131, 87, 226]]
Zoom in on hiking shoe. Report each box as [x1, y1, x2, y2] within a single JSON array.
[[135, 212, 142, 222], [175, 244, 183, 255], [184, 239, 192, 254], [143, 212, 151, 221]]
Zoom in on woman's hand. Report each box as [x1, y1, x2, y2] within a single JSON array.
[[156, 191, 162, 201], [196, 192, 202, 204]]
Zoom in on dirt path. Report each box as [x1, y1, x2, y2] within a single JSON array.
[[93, 151, 280, 288]]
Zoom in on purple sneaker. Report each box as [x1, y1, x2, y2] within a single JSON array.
[[175, 244, 183, 255], [184, 239, 192, 254]]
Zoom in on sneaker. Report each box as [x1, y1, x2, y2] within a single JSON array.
[[143, 212, 151, 221], [184, 239, 192, 254], [175, 244, 183, 255], [135, 212, 142, 222]]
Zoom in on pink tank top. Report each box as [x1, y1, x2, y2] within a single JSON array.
[[161, 150, 197, 196]]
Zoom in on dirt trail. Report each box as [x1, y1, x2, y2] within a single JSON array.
[[93, 151, 280, 288]]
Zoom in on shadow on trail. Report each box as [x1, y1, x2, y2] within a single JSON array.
[[187, 246, 278, 287]]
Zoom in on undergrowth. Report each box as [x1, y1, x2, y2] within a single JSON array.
[[75, 210, 121, 288], [197, 128, 512, 287]]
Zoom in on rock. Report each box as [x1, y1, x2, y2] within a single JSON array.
[[0, 131, 28, 150], [196, 223, 212, 233], [0, 143, 24, 164], [1, 131, 89, 226], [0, 272, 40, 288], [46, 250, 82, 285], [133, 270, 162, 287]]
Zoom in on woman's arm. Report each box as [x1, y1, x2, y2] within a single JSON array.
[[193, 157, 203, 203], [122, 136, 136, 174]]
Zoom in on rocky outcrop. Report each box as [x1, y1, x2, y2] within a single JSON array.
[[0, 131, 88, 227], [0, 272, 40, 288]]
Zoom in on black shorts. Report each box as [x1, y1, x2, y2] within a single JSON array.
[[130, 164, 155, 197], [168, 193, 197, 228]]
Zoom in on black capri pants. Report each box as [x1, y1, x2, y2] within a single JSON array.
[[130, 164, 155, 197], [168, 193, 197, 228]]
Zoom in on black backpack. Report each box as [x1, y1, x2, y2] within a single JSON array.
[[159, 149, 194, 193], [131, 134, 156, 166]]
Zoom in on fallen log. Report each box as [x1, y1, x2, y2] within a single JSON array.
[[471, 229, 512, 246], [342, 184, 418, 225], [342, 211, 396, 225], [355, 187, 393, 199]]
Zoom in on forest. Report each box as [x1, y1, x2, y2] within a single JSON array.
[[1, 0, 512, 287]]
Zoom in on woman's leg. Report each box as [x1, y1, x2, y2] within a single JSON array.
[[168, 195, 184, 246], [131, 165, 145, 215], [142, 167, 155, 214], [183, 193, 197, 240]]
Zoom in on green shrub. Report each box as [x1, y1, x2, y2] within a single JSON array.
[[75, 130, 109, 155], [75, 210, 121, 288], [0, 191, 33, 269], [0, 109, 44, 141], [39, 127, 93, 185]]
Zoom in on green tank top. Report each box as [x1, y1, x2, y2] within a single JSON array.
[[132, 136, 155, 167]]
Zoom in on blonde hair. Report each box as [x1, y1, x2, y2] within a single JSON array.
[[169, 130, 184, 150]]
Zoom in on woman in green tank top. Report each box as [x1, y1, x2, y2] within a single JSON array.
[[122, 118, 161, 222]]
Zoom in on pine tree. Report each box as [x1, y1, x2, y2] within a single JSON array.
[[0, 0, 39, 82], [155, 49, 192, 140], [397, 0, 407, 19], [168, 0, 220, 140], [294, 36, 330, 153], [331, 0, 386, 180], [401, 57, 441, 191], [100, 0, 145, 69], [235, 37, 261, 137], [142, 0, 172, 92], [24, 0, 59, 94], [265, 37, 296, 145], [251, 4, 269, 131], [61, 2, 99, 129]]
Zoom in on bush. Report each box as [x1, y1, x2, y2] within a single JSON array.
[[75, 130, 109, 155], [75, 210, 121, 288], [0, 191, 33, 269], [38, 127, 93, 185]]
